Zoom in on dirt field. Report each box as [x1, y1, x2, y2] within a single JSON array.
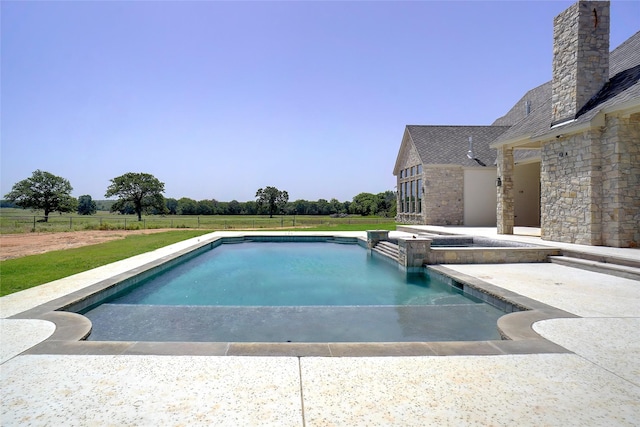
[[0, 229, 175, 261]]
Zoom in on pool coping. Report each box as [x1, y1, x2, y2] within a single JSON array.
[[9, 233, 578, 357]]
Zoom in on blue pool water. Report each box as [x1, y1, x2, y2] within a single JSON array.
[[81, 241, 505, 342], [110, 242, 474, 306]]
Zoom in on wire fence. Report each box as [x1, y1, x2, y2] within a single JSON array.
[[0, 214, 393, 234]]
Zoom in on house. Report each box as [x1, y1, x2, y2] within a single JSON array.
[[492, 1, 640, 248], [394, 0, 640, 248], [394, 126, 509, 226]]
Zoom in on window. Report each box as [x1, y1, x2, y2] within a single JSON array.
[[417, 178, 422, 213], [398, 166, 423, 215], [411, 180, 416, 212], [404, 182, 410, 214]]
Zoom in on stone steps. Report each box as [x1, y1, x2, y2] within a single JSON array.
[[372, 241, 399, 262], [549, 253, 640, 281]]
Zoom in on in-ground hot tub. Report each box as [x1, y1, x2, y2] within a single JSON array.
[[378, 230, 561, 267], [422, 235, 561, 264]]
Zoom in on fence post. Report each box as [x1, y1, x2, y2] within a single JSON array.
[[33, 216, 36, 230], [143, 219, 146, 229], [124, 219, 127, 230], [198, 217, 200, 228], [70, 217, 73, 230]]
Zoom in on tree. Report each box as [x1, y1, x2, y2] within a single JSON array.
[[115, 201, 136, 215], [4, 170, 77, 222], [165, 198, 178, 215], [241, 200, 258, 215], [105, 172, 166, 221], [316, 199, 331, 215], [177, 197, 198, 215], [350, 192, 379, 216], [227, 200, 241, 215], [77, 195, 97, 215], [329, 198, 345, 215], [375, 191, 397, 218], [197, 199, 215, 215], [290, 199, 310, 215], [255, 186, 289, 218]]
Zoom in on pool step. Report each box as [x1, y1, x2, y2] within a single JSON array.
[[372, 241, 400, 262], [549, 253, 640, 281]]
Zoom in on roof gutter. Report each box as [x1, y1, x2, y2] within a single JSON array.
[[489, 135, 532, 150], [530, 119, 597, 143], [602, 97, 640, 117]]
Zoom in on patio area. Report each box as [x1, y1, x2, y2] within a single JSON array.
[[1, 229, 639, 426]]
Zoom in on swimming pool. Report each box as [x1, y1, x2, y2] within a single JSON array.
[[76, 239, 505, 343]]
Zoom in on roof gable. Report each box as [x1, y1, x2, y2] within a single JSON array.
[[393, 128, 415, 175]]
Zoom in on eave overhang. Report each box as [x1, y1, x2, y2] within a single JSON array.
[[491, 96, 640, 149]]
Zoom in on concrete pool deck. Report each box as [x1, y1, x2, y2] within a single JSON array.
[[1, 229, 639, 425]]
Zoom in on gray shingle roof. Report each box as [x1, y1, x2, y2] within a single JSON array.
[[610, 30, 640, 76], [493, 30, 640, 146], [406, 125, 510, 167], [491, 82, 551, 127]]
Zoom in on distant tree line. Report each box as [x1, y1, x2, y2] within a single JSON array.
[[3, 170, 397, 220], [161, 190, 395, 217], [0, 200, 18, 208]]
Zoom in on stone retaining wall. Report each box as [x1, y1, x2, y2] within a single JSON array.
[[425, 247, 560, 265]]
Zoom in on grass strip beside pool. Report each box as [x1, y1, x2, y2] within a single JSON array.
[[0, 230, 211, 296]]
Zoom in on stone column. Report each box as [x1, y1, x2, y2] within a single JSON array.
[[397, 237, 432, 269], [497, 146, 514, 235], [366, 230, 389, 249]]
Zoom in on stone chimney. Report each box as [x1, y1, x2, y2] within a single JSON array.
[[551, 1, 609, 125]]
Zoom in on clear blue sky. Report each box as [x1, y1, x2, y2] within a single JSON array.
[[2, 1, 638, 203]]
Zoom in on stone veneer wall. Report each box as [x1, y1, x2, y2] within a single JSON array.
[[421, 166, 464, 226], [600, 113, 640, 247], [425, 247, 560, 265], [540, 112, 640, 247], [496, 147, 514, 234], [551, 1, 609, 124], [395, 213, 424, 225], [541, 129, 602, 245]]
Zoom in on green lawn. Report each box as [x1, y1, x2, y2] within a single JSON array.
[[0, 230, 211, 296]]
